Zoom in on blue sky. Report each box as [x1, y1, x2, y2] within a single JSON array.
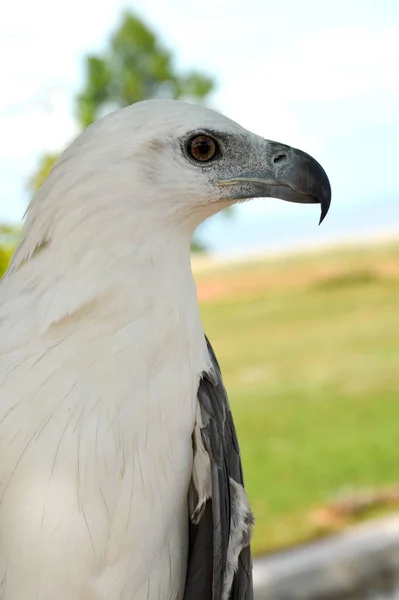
[[1, 0, 398, 255]]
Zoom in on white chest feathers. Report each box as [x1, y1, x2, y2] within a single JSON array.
[[0, 301, 209, 600]]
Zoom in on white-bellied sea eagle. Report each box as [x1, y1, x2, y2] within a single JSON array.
[[0, 99, 331, 600]]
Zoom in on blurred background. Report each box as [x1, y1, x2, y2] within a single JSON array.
[[1, 0, 399, 580]]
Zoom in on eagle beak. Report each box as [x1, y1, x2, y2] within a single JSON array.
[[217, 141, 331, 224]]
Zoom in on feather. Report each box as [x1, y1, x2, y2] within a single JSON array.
[[186, 337, 254, 600]]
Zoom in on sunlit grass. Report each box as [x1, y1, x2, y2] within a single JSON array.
[[197, 241, 399, 554]]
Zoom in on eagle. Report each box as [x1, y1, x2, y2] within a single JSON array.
[[0, 99, 331, 600]]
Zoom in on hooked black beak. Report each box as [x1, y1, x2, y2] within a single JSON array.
[[218, 141, 331, 224]]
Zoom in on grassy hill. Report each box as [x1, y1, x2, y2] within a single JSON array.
[[196, 241, 399, 554]]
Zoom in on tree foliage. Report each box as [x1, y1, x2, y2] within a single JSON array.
[[0, 225, 20, 277], [28, 153, 58, 195], [76, 12, 214, 129], [0, 247, 11, 278], [28, 12, 215, 252]]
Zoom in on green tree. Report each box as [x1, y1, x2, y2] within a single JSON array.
[[0, 247, 11, 277], [76, 12, 213, 129], [29, 11, 215, 252], [29, 153, 59, 194], [0, 224, 20, 277]]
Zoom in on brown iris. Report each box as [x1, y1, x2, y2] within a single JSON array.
[[187, 135, 218, 162]]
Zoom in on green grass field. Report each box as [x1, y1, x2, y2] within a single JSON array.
[[196, 241, 399, 555]]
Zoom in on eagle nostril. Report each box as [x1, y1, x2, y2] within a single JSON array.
[[273, 153, 288, 165]]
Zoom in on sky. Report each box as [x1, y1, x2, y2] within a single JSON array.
[[1, 0, 398, 255]]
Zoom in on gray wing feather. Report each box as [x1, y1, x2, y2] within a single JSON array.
[[184, 336, 254, 600]]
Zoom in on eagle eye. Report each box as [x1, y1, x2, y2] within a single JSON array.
[[187, 135, 219, 163]]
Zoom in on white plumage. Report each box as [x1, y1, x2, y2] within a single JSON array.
[[0, 99, 330, 599]]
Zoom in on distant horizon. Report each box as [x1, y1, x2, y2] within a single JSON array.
[[198, 193, 399, 256]]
